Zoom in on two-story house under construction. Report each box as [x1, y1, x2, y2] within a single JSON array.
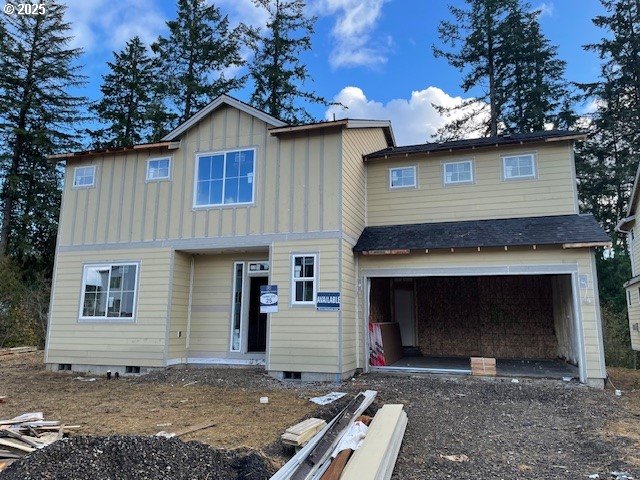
[[46, 95, 610, 387]]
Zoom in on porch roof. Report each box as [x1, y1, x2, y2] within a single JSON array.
[[353, 214, 611, 253]]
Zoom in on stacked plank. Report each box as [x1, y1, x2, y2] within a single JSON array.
[[0, 412, 75, 472], [470, 357, 497, 376], [0, 346, 38, 357], [281, 418, 327, 447]]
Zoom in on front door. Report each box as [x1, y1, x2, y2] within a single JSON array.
[[248, 276, 268, 352]]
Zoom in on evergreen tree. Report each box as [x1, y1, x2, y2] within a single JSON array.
[[247, 0, 329, 124], [0, 1, 86, 272], [90, 36, 157, 148], [433, 0, 572, 139], [577, 0, 640, 252], [152, 0, 245, 126]]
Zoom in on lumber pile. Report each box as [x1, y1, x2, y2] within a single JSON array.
[[282, 418, 327, 447], [471, 357, 497, 376], [0, 412, 76, 472], [271, 392, 408, 480], [0, 346, 38, 357]]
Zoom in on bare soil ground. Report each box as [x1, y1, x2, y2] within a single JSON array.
[[1, 353, 639, 479]]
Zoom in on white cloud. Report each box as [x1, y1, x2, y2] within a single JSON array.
[[64, 0, 167, 52], [535, 2, 555, 17], [313, 0, 388, 69], [326, 86, 487, 145], [213, 0, 270, 29]]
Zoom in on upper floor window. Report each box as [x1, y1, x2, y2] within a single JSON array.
[[194, 149, 255, 207], [147, 157, 171, 181], [389, 166, 417, 189], [80, 263, 138, 321], [503, 153, 536, 180], [292, 254, 316, 305], [73, 166, 95, 188], [443, 160, 473, 185]]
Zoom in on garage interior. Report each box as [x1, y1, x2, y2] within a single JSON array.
[[368, 274, 580, 379]]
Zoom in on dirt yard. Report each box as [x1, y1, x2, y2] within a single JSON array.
[[1, 352, 639, 479]]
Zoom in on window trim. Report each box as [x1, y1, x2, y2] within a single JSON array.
[[291, 253, 317, 306], [78, 262, 140, 322], [73, 165, 96, 188], [229, 261, 245, 352], [502, 153, 537, 181], [146, 156, 172, 182], [442, 160, 474, 186], [389, 166, 418, 189], [193, 147, 257, 209]]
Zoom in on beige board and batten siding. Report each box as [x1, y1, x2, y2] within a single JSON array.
[[358, 247, 606, 381], [341, 127, 390, 239], [269, 238, 342, 375], [630, 227, 640, 276], [58, 105, 342, 249], [366, 142, 578, 226], [46, 247, 172, 367], [626, 283, 640, 350]]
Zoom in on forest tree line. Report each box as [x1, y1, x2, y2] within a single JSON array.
[[0, 0, 638, 367]]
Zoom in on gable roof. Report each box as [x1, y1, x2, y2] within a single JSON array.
[[269, 119, 395, 146], [364, 130, 587, 161], [161, 94, 287, 142], [353, 214, 610, 253]]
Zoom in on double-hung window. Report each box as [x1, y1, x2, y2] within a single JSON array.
[[73, 166, 95, 188], [443, 160, 473, 185], [80, 263, 139, 320], [503, 154, 536, 180], [389, 166, 417, 188], [292, 255, 316, 305], [147, 157, 171, 181], [195, 149, 255, 207]]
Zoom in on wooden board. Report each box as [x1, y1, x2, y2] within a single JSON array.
[[319, 449, 353, 480], [0, 438, 35, 453], [174, 422, 216, 437]]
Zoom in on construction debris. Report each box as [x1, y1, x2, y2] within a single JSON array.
[[309, 392, 346, 405], [0, 412, 70, 472], [272, 391, 409, 480], [440, 453, 470, 463], [281, 418, 327, 447], [0, 346, 38, 357], [470, 357, 497, 376], [155, 421, 216, 439]]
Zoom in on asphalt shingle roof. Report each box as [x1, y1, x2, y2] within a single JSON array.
[[364, 130, 586, 160], [353, 214, 610, 252]]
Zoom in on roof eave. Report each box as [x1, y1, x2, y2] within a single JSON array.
[[47, 141, 175, 162]]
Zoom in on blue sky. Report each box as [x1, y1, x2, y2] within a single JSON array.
[[64, 0, 607, 145]]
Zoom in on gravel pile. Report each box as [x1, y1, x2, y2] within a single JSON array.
[[0, 436, 278, 480]]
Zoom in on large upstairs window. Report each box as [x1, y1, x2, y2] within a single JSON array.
[[194, 149, 255, 207]]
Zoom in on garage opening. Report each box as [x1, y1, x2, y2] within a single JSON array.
[[368, 275, 580, 379]]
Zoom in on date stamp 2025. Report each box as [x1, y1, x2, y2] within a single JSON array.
[[4, 2, 46, 15]]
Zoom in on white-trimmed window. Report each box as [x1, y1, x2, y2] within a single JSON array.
[[147, 157, 171, 181], [80, 263, 139, 320], [443, 160, 473, 185], [73, 166, 95, 187], [503, 153, 536, 180], [292, 254, 316, 305], [389, 166, 417, 188], [194, 149, 255, 207]]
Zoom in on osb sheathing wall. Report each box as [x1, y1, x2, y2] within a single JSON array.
[[414, 276, 558, 359]]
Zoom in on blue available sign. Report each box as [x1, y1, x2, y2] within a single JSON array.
[[316, 292, 341, 311], [260, 285, 278, 313]]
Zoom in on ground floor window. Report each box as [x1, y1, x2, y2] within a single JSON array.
[[292, 254, 316, 305], [80, 263, 138, 320]]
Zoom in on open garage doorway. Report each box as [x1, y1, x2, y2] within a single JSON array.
[[367, 274, 581, 379]]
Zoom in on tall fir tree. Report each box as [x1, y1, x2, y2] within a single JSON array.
[[433, 0, 572, 140], [247, 0, 329, 124], [0, 1, 86, 272], [90, 36, 157, 148], [152, 0, 245, 127], [576, 0, 640, 252]]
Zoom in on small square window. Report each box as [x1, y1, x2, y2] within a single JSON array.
[[443, 161, 473, 185], [147, 158, 171, 181], [73, 166, 95, 187], [389, 166, 417, 188], [503, 154, 536, 180]]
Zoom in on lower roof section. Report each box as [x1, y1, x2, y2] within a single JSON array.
[[353, 214, 611, 253]]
